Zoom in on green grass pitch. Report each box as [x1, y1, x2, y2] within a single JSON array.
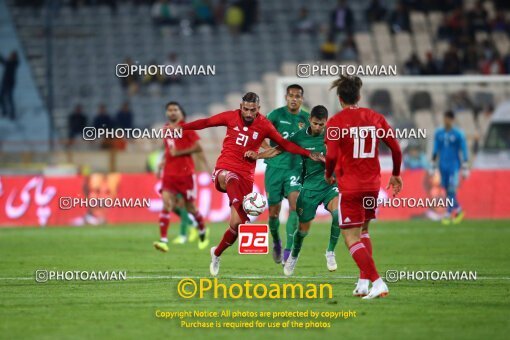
[[1, 220, 509, 339]]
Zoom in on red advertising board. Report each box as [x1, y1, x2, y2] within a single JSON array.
[[0, 170, 509, 227]]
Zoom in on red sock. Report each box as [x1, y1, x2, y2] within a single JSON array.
[[159, 210, 170, 240], [214, 226, 238, 256], [225, 175, 250, 224], [349, 241, 380, 282], [360, 231, 372, 279]]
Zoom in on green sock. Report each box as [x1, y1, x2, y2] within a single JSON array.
[[269, 216, 281, 243], [285, 210, 299, 250], [327, 210, 340, 252], [175, 207, 189, 237], [292, 230, 308, 258]]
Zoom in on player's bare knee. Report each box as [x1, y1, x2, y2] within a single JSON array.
[[268, 204, 281, 218]]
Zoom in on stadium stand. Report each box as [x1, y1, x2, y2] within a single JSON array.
[[2, 0, 510, 171]]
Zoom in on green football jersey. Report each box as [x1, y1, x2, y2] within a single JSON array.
[[289, 127, 331, 192], [264, 106, 309, 170]]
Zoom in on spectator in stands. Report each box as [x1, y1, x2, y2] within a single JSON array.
[[119, 57, 139, 96], [467, 1, 489, 33], [503, 50, 510, 74], [449, 90, 475, 113], [239, 0, 258, 33], [115, 102, 134, 130], [67, 104, 87, 144], [151, 0, 179, 27], [491, 12, 509, 33], [366, 0, 386, 23], [422, 51, 441, 75], [441, 44, 461, 74], [0, 51, 19, 121], [329, 0, 354, 36], [93, 104, 114, 129], [403, 53, 423, 75], [294, 7, 317, 35], [388, 1, 410, 33], [213, 0, 227, 25], [320, 33, 337, 61], [437, 16, 454, 40], [338, 34, 358, 61], [479, 51, 505, 75], [143, 59, 165, 86], [225, 1, 244, 35], [192, 0, 215, 28], [462, 43, 480, 73]]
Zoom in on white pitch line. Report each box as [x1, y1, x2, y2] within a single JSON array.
[[1, 275, 510, 281]]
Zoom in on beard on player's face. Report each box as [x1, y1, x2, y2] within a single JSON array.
[[240, 103, 258, 124], [166, 106, 182, 123]]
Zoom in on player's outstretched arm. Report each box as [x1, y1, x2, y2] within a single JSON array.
[[170, 142, 202, 157], [254, 147, 282, 160], [181, 111, 230, 130], [266, 127, 311, 158]]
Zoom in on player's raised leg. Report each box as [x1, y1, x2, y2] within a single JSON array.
[[154, 190, 176, 252], [210, 170, 252, 276]]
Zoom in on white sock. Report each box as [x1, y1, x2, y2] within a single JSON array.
[[357, 279, 370, 290], [161, 237, 168, 243], [372, 277, 385, 288]]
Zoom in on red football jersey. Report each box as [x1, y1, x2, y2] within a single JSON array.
[[325, 107, 402, 192], [163, 121, 200, 176], [182, 110, 311, 181]]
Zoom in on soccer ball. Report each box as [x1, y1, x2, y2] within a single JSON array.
[[242, 192, 267, 216]]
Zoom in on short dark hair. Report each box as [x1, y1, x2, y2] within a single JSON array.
[[242, 92, 260, 104], [310, 105, 328, 120], [165, 101, 187, 118], [286, 84, 304, 95], [330, 75, 362, 105], [444, 110, 455, 119]]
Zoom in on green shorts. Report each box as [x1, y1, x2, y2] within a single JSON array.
[[296, 186, 339, 223], [264, 166, 302, 206]]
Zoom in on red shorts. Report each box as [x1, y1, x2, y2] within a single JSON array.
[[338, 191, 379, 229], [212, 169, 253, 205], [160, 175, 197, 202]]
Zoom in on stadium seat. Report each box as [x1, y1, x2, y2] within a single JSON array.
[[369, 89, 393, 116], [410, 91, 433, 112]]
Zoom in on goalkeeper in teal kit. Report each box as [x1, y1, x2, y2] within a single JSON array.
[[431, 111, 469, 225]]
